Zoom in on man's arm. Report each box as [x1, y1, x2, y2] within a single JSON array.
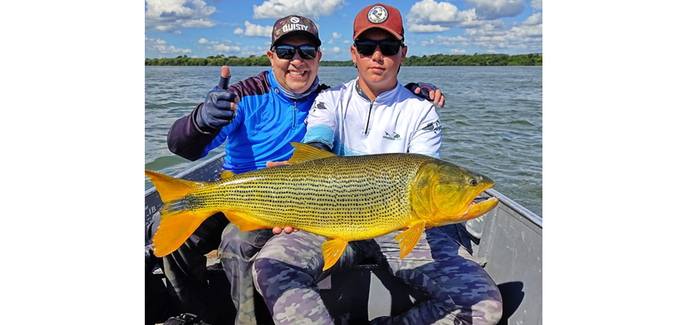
[[302, 93, 338, 150], [408, 105, 443, 158], [166, 104, 221, 161], [167, 67, 240, 161]]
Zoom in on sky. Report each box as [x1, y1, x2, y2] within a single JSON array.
[[145, 0, 543, 60]]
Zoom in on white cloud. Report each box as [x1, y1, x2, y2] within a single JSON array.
[[407, 0, 463, 24], [234, 28, 244, 35], [145, 0, 217, 33], [421, 35, 468, 46], [332, 47, 340, 53], [408, 24, 450, 33], [343, 40, 351, 44], [252, 0, 346, 19], [197, 38, 243, 54], [332, 32, 342, 39], [465, 0, 525, 20], [530, 0, 542, 10], [407, 0, 482, 31], [241, 21, 273, 38], [145, 36, 192, 55], [523, 13, 542, 26], [451, 48, 466, 53], [464, 18, 541, 52], [213, 44, 242, 52]]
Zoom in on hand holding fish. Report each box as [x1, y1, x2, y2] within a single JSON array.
[[266, 161, 288, 168], [272, 226, 299, 235]]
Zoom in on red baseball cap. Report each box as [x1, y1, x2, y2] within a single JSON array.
[[353, 3, 404, 41]]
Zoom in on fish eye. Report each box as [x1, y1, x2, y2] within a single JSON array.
[[469, 178, 478, 186]]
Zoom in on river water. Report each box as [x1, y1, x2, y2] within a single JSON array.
[[145, 65, 542, 216]]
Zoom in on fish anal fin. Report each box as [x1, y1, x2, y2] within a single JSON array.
[[289, 142, 336, 164], [220, 170, 236, 180], [224, 211, 269, 232], [321, 238, 348, 271], [153, 209, 216, 257], [394, 220, 426, 259]]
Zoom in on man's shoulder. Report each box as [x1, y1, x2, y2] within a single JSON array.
[[317, 79, 356, 96], [229, 70, 272, 98], [392, 87, 434, 111]]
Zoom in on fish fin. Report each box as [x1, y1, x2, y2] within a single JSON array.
[[288, 142, 336, 164], [223, 211, 269, 232], [152, 209, 215, 257], [145, 170, 195, 202], [394, 220, 426, 259], [321, 238, 348, 271], [220, 170, 236, 179]]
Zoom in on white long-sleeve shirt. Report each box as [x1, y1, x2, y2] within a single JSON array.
[[302, 78, 442, 157]]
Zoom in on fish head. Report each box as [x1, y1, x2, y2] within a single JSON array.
[[412, 161, 499, 227]]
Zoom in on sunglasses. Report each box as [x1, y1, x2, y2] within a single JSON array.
[[354, 39, 402, 56], [272, 45, 319, 60]]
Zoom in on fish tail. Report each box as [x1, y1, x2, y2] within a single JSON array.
[[145, 170, 193, 202], [145, 170, 217, 257]]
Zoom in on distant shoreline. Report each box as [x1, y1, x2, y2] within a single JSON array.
[[145, 53, 542, 67]]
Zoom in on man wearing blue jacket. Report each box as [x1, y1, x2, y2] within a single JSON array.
[[149, 14, 444, 325]]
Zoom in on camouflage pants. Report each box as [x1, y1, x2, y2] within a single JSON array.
[[153, 212, 230, 324], [150, 212, 272, 325], [252, 227, 503, 325], [218, 224, 274, 325]]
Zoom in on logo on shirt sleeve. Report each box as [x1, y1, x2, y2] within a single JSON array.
[[310, 101, 327, 114], [421, 120, 442, 134]]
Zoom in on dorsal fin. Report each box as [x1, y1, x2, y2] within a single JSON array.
[[288, 142, 336, 164]]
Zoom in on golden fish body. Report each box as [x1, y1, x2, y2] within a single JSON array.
[[146, 143, 498, 270]]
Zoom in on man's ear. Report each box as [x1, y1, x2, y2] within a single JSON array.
[[350, 45, 358, 66], [267, 50, 274, 66]]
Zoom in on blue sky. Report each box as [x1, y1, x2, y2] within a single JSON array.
[[145, 0, 543, 60]]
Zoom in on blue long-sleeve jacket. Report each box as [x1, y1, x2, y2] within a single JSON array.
[[167, 69, 325, 174]]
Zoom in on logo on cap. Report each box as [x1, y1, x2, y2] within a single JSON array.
[[290, 16, 300, 23], [367, 5, 388, 24]]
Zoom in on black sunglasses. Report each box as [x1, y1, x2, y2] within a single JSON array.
[[354, 39, 402, 56], [272, 45, 318, 60]]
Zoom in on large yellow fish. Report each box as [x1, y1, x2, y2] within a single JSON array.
[[146, 142, 498, 270]]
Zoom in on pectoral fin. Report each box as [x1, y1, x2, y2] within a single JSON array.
[[394, 220, 426, 259], [321, 238, 348, 271]]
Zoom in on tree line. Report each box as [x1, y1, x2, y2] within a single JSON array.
[[145, 53, 542, 67]]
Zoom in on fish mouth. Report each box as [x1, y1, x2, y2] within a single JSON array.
[[463, 195, 499, 219]]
